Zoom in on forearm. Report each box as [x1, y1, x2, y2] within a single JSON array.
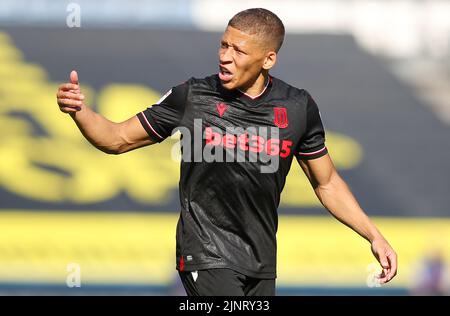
[[314, 171, 384, 243], [69, 106, 124, 154]]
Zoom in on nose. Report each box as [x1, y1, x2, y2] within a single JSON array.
[[219, 46, 232, 64]]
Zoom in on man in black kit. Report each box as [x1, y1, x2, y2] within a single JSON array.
[[56, 8, 397, 296]]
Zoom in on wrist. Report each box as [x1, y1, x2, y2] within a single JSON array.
[[369, 232, 386, 244], [69, 104, 88, 120]]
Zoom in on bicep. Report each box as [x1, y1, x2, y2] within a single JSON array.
[[297, 153, 336, 188], [117, 115, 156, 153]]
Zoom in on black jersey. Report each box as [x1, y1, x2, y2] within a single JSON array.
[[137, 74, 327, 278]]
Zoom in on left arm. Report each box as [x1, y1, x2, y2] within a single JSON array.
[[298, 153, 398, 284]]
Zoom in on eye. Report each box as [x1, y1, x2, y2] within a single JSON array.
[[220, 42, 228, 49]]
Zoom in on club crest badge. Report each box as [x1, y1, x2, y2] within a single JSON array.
[[273, 107, 288, 128]]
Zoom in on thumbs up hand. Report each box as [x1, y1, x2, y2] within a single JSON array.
[[56, 70, 85, 113]]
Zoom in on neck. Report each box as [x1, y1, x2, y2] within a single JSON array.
[[238, 72, 269, 98]]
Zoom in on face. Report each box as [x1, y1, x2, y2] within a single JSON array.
[[218, 26, 276, 92]]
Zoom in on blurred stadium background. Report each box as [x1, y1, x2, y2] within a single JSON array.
[[1, 0, 450, 295]]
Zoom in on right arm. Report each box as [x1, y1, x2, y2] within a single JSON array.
[[56, 71, 155, 154]]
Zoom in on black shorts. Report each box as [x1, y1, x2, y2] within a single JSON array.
[[178, 268, 276, 296]]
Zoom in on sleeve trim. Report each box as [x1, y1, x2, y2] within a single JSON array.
[[137, 112, 164, 140], [298, 146, 327, 156]]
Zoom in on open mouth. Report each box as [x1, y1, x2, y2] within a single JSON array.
[[219, 66, 233, 82]]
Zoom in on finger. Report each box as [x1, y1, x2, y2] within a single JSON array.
[[57, 91, 84, 100], [57, 91, 83, 100], [57, 98, 83, 107], [376, 269, 389, 284], [386, 252, 398, 281], [60, 106, 81, 113], [70, 70, 79, 85], [376, 251, 390, 283], [59, 83, 79, 91], [378, 251, 390, 270], [61, 107, 79, 113]]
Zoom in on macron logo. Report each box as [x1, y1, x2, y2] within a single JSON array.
[[216, 102, 228, 117]]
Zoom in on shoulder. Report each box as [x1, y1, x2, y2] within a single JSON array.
[[270, 76, 311, 106], [182, 74, 219, 90], [168, 74, 216, 96], [166, 75, 219, 103]]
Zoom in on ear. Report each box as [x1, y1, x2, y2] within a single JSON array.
[[262, 51, 277, 70]]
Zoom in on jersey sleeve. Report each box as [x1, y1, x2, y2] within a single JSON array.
[[295, 91, 328, 160], [136, 81, 189, 143]]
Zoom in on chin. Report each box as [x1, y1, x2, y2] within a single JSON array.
[[220, 80, 236, 90]]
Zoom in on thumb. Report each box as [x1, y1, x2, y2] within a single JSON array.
[[70, 70, 79, 85], [378, 251, 390, 273]]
